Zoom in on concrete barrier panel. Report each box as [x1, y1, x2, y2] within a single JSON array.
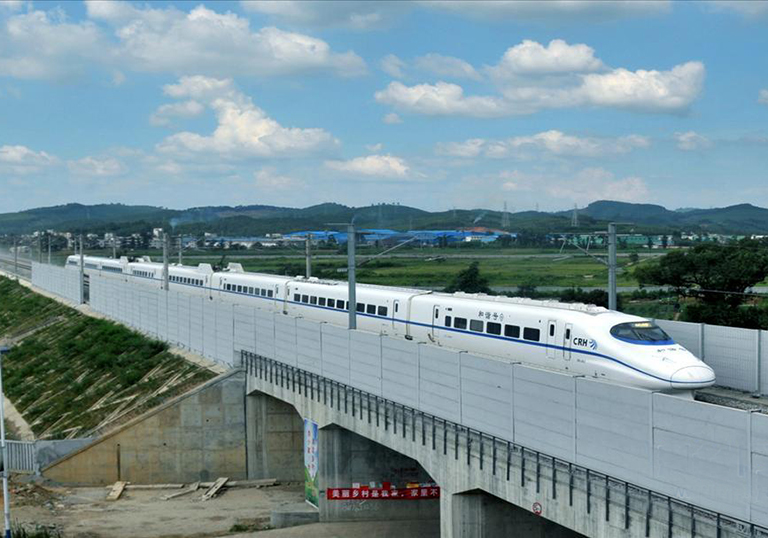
[[177, 293, 191, 350], [233, 306, 256, 356], [274, 314, 298, 367], [762, 332, 768, 396], [189, 297, 204, 355], [203, 297, 217, 360], [254, 309, 275, 359], [652, 393, 750, 519], [216, 302, 234, 365], [460, 354, 512, 441], [575, 378, 652, 482], [752, 413, 768, 527], [656, 320, 701, 357], [322, 324, 350, 384], [381, 337, 419, 408], [297, 319, 323, 375], [418, 345, 461, 424], [704, 324, 757, 392], [349, 331, 382, 396], [513, 364, 575, 460]]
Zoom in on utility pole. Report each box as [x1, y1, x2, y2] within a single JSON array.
[[112, 236, 117, 259], [608, 223, 617, 311], [47, 235, 52, 265], [162, 232, 169, 291], [347, 224, 356, 330], [178, 236, 182, 266], [12, 237, 17, 280], [305, 233, 312, 278], [38, 234, 42, 263], [79, 235, 85, 304], [0, 344, 11, 538]]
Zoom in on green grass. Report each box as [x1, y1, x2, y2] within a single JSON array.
[[0, 276, 215, 439]]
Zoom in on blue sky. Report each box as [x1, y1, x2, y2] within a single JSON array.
[[0, 0, 767, 214]]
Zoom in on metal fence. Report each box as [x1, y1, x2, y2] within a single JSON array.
[[6, 441, 36, 473]]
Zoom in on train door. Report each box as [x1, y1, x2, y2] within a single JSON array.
[[563, 323, 573, 362], [430, 305, 441, 343], [546, 320, 557, 359], [392, 300, 400, 329]]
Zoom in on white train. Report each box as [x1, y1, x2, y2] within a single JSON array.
[[67, 255, 716, 392]]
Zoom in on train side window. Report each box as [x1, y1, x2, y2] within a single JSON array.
[[356, 303, 364, 312], [523, 327, 540, 342], [445, 316, 452, 327], [302, 294, 309, 303], [326, 299, 334, 308], [454, 317, 467, 330], [549, 324, 555, 337], [248, 287, 253, 294], [505, 325, 520, 338], [261, 289, 267, 296], [487, 322, 501, 335], [310, 296, 318, 305], [366, 304, 376, 315], [268, 290, 273, 298], [378, 306, 387, 316], [319, 297, 326, 306], [470, 320, 484, 332], [294, 293, 300, 302]]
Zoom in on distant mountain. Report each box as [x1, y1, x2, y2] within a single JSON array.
[[1, 200, 768, 236]]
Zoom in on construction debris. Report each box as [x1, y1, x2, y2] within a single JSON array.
[[201, 477, 228, 501], [106, 481, 128, 501], [162, 481, 200, 501]]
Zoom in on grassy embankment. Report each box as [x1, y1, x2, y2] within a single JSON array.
[[0, 277, 215, 439]]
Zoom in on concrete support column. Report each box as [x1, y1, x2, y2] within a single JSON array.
[[446, 490, 583, 538], [318, 425, 439, 523], [245, 392, 304, 482]]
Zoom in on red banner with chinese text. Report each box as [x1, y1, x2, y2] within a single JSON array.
[[326, 487, 440, 500]]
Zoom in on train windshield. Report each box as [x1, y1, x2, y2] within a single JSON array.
[[610, 322, 674, 345]]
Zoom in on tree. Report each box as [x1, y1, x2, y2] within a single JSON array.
[[635, 241, 768, 308], [628, 252, 640, 264], [444, 262, 491, 294]]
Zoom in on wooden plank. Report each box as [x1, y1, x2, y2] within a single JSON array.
[[106, 481, 128, 501], [198, 478, 277, 489], [201, 477, 228, 501], [162, 481, 199, 501]]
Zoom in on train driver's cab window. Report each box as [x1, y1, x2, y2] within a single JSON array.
[[487, 322, 501, 335], [454, 317, 467, 330], [523, 327, 540, 342], [470, 320, 484, 332], [505, 325, 520, 338]]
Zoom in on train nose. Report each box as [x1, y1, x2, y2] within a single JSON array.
[[670, 366, 716, 388]]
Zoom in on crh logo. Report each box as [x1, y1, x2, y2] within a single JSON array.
[[574, 337, 597, 351]]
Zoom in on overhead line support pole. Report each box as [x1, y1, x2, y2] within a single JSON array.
[[0, 346, 11, 538], [305, 233, 312, 278], [608, 223, 617, 311], [163, 232, 169, 291], [79, 234, 85, 304], [348, 224, 356, 330]]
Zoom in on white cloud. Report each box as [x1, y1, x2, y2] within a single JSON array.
[[0, 1, 25, 12], [67, 156, 126, 177], [424, 1, 669, 21], [156, 76, 338, 158], [0, 9, 108, 80], [254, 168, 304, 189], [414, 53, 480, 80], [381, 54, 406, 78], [489, 39, 603, 78], [378, 59, 704, 117], [240, 1, 407, 29], [150, 100, 205, 126], [438, 131, 650, 158], [709, 1, 768, 18], [375, 81, 511, 117], [674, 131, 712, 151], [759, 89, 768, 105], [0, 145, 57, 173], [366, 143, 383, 152], [325, 154, 409, 178], [551, 168, 649, 204], [578, 61, 705, 112], [382, 112, 403, 124]]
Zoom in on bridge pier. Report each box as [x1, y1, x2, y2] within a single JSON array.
[[245, 392, 304, 482]]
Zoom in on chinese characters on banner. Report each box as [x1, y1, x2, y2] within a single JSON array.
[[304, 419, 319, 507], [326, 487, 440, 500]]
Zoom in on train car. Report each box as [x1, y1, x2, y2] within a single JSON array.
[[66, 255, 715, 391]]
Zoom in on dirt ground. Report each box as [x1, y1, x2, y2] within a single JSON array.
[[5, 480, 438, 538]]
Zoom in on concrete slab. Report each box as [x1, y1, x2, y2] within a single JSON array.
[[270, 502, 320, 529]]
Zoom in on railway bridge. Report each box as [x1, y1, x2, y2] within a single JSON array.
[[13, 262, 768, 537]]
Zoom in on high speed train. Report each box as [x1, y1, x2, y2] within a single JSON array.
[[67, 255, 716, 392]]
